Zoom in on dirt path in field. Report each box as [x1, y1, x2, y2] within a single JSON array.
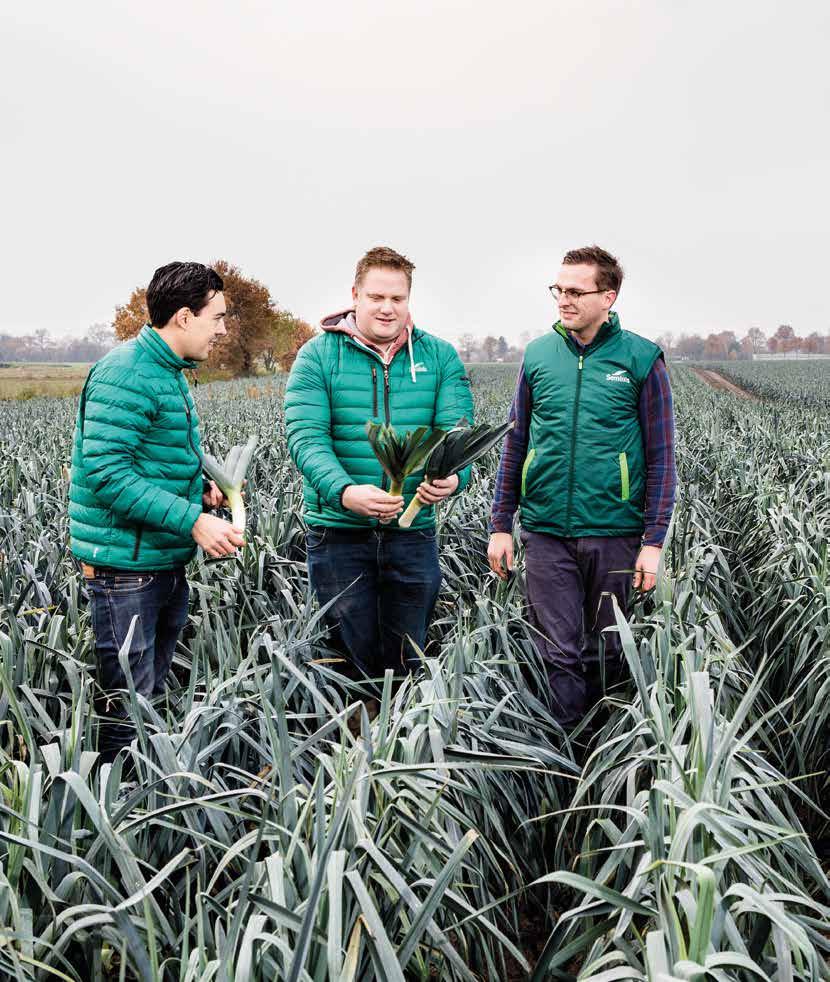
[[689, 367, 757, 400]]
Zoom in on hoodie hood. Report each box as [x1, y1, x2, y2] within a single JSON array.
[[320, 308, 418, 382]]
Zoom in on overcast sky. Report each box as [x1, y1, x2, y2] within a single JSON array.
[[2, 1, 828, 345]]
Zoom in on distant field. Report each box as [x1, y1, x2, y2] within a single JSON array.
[[0, 362, 91, 400]]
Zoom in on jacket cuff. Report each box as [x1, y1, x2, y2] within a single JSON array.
[[642, 527, 666, 548], [181, 501, 204, 537], [488, 513, 514, 534]]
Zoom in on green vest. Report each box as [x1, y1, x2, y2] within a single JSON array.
[[520, 312, 661, 538], [284, 327, 474, 529], [69, 326, 205, 570]]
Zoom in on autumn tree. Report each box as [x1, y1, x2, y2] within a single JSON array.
[[277, 317, 316, 372], [113, 261, 311, 376]]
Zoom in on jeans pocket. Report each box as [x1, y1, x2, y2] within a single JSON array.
[[97, 573, 156, 594], [414, 528, 437, 541], [306, 527, 328, 549]]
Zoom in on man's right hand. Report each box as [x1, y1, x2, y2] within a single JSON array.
[[487, 532, 514, 580], [192, 513, 245, 558], [342, 484, 404, 520]]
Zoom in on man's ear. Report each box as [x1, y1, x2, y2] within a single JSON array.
[[351, 284, 358, 305], [174, 307, 190, 330]]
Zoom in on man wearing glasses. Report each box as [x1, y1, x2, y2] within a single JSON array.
[[487, 245, 676, 729]]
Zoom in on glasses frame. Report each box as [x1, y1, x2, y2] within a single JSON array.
[[549, 285, 611, 303]]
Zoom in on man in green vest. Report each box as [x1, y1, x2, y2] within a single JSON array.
[[488, 246, 676, 728], [285, 246, 474, 675], [69, 262, 245, 764]]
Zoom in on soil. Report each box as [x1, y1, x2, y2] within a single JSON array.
[[689, 367, 757, 400]]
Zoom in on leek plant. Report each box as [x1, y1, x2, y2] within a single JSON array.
[[201, 434, 257, 529], [364, 421, 446, 497], [397, 417, 514, 527]]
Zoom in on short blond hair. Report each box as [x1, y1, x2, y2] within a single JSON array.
[[355, 246, 415, 289]]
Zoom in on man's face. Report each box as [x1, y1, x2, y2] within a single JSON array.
[[552, 263, 615, 335], [352, 267, 410, 344], [183, 291, 227, 361]]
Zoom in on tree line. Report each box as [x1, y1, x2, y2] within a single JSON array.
[[657, 324, 830, 361], [0, 324, 116, 364], [452, 324, 830, 363], [1, 261, 315, 375]]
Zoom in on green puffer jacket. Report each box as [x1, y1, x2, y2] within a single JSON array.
[[284, 315, 474, 529], [69, 326, 205, 571]]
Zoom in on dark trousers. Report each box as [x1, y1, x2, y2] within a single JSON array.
[[87, 567, 189, 762], [521, 531, 641, 727], [305, 526, 443, 675]]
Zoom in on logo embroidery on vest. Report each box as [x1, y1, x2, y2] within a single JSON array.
[[413, 363, 428, 373], [605, 369, 631, 384]]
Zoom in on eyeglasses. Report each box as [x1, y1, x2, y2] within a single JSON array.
[[549, 285, 609, 302]]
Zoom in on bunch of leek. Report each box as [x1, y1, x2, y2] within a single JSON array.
[[365, 421, 447, 497], [398, 417, 514, 528], [201, 435, 257, 530]]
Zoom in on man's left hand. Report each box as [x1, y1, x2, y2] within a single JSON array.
[[416, 474, 459, 505], [633, 545, 661, 592], [202, 480, 228, 510]]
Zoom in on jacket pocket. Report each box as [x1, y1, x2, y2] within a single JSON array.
[[619, 452, 630, 501], [520, 448, 537, 497]]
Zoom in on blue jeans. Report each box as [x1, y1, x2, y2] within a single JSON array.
[[305, 526, 443, 675], [86, 566, 189, 762]]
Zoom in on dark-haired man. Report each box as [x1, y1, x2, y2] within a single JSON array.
[[488, 246, 676, 728], [69, 261, 244, 764], [285, 246, 473, 675]]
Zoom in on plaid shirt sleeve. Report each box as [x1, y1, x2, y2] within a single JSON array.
[[489, 363, 531, 533], [638, 356, 677, 547]]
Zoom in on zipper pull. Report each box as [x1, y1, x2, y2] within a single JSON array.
[[578, 355, 584, 370]]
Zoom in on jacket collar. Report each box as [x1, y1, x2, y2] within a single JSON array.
[[136, 324, 197, 371], [554, 310, 621, 354]]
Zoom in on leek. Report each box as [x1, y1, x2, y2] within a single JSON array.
[[365, 421, 447, 497], [201, 435, 257, 530], [398, 417, 514, 528]]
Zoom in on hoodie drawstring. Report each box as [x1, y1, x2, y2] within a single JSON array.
[[407, 327, 416, 383]]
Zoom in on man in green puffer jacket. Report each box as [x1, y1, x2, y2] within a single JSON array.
[[69, 262, 244, 764], [285, 246, 474, 675]]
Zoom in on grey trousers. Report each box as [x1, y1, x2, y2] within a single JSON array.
[[521, 531, 641, 727]]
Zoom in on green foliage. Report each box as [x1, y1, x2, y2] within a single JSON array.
[[0, 363, 827, 979]]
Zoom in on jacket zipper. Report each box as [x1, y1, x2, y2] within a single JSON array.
[[371, 365, 378, 416], [564, 354, 584, 534], [383, 365, 391, 422], [132, 526, 143, 561]]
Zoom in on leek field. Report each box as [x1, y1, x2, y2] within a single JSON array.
[[0, 361, 828, 980]]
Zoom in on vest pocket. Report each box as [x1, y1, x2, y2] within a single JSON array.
[[521, 448, 537, 496], [619, 452, 630, 501]]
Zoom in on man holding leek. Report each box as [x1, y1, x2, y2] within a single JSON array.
[[285, 246, 473, 674], [69, 262, 244, 764], [488, 246, 676, 729]]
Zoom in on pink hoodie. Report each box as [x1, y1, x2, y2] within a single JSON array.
[[320, 308, 418, 382]]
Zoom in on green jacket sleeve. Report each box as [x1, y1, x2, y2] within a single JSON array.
[[433, 344, 475, 493], [285, 340, 355, 506], [81, 369, 203, 536]]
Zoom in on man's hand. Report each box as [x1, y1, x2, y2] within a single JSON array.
[[487, 532, 514, 581], [416, 473, 459, 505], [192, 513, 245, 558], [202, 480, 227, 510], [342, 484, 404, 521], [633, 545, 661, 592]]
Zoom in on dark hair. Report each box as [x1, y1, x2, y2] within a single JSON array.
[[355, 246, 415, 289], [562, 245, 624, 293], [146, 262, 224, 327]]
